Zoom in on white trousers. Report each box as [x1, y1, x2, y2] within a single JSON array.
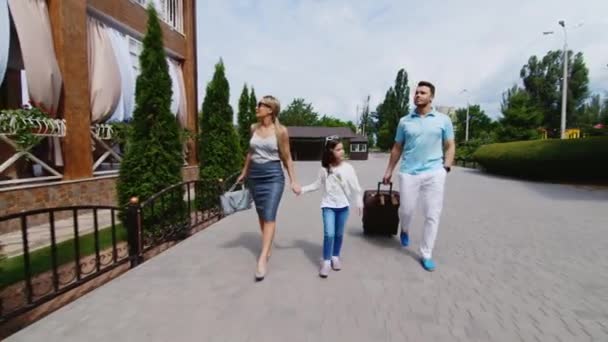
[[398, 168, 447, 259]]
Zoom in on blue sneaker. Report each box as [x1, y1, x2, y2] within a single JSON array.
[[421, 258, 436, 272], [399, 231, 409, 247]]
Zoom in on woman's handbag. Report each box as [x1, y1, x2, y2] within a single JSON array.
[[220, 181, 253, 216]]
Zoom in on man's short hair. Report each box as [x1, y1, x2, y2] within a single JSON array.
[[417, 81, 436, 97]]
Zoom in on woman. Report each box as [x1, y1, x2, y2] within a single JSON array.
[[236, 95, 300, 281]]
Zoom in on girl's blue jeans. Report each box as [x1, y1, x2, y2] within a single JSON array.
[[321, 206, 349, 260]]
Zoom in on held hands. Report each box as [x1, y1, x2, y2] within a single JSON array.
[[236, 173, 246, 184], [291, 182, 302, 195]]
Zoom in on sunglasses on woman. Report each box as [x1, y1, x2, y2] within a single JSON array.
[[257, 102, 272, 109]]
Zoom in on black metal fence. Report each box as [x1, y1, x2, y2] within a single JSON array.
[[0, 206, 127, 322], [126, 179, 224, 264], [0, 179, 225, 323]]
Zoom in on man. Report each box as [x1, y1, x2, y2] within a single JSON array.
[[382, 81, 455, 272]]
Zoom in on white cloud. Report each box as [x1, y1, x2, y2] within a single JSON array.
[[196, 0, 608, 121]]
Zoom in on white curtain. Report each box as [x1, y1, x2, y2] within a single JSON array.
[[0, 0, 9, 86], [107, 28, 136, 123], [167, 57, 180, 117], [20, 69, 28, 106], [8, 0, 62, 116], [174, 61, 188, 128], [87, 18, 121, 124], [9, 0, 63, 166]]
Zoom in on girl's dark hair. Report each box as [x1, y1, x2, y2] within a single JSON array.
[[322, 139, 341, 174]]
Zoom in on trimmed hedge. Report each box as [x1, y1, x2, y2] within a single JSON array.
[[472, 137, 608, 181]]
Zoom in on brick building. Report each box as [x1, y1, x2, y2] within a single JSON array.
[[287, 126, 368, 161], [0, 0, 198, 230]]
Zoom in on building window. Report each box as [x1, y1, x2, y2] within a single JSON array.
[[133, 0, 184, 33], [350, 143, 367, 153], [128, 36, 143, 76]]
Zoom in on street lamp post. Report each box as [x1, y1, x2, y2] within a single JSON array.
[[558, 20, 568, 140], [460, 89, 470, 142], [543, 20, 582, 139]]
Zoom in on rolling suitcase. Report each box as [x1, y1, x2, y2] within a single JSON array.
[[362, 182, 400, 236]]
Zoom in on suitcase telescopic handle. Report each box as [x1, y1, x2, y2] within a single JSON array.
[[377, 181, 393, 194]]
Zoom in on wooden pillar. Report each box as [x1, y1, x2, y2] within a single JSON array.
[[182, 0, 198, 166], [48, 0, 93, 179]]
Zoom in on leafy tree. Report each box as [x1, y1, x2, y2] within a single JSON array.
[[453, 105, 496, 144], [574, 94, 602, 128], [248, 87, 257, 128], [520, 50, 589, 130], [358, 95, 375, 146], [316, 115, 357, 132], [602, 94, 608, 125], [198, 59, 242, 195], [496, 86, 543, 142], [279, 98, 319, 126], [237, 84, 251, 153], [117, 6, 186, 235], [374, 69, 410, 150]]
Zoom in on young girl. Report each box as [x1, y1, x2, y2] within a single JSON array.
[[299, 137, 363, 278]]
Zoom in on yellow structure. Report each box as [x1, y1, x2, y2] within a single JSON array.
[[565, 128, 581, 139], [539, 128, 581, 139]]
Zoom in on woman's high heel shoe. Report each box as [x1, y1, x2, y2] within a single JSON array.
[[255, 262, 266, 281]]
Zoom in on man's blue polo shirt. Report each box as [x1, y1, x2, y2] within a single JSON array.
[[394, 109, 455, 175]]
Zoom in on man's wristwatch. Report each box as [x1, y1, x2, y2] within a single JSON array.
[[444, 166, 451, 173]]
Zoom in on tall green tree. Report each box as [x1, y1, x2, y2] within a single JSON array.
[[279, 98, 319, 126], [520, 50, 589, 130], [374, 68, 410, 150], [602, 95, 608, 125], [374, 89, 396, 150], [574, 94, 602, 128], [496, 86, 543, 142], [249, 87, 257, 126], [453, 105, 496, 143], [117, 6, 185, 230], [199, 60, 242, 183], [317, 115, 356, 132], [358, 95, 375, 146], [393, 69, 410, 116], [237, 84, 251, 153]]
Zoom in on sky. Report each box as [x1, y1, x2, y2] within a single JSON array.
[[196, 0, 608, 122]]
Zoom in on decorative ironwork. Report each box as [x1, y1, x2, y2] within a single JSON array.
[[0, 178, 228, 323], [135, 179, 224, 253], [91, 124, 123, 176], [0, 114, 66, 187], [0, 206, 127, 322]]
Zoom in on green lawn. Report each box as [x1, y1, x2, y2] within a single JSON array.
[[0, 224, 128, 289]]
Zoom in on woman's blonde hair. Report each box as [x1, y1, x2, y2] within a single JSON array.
[[261, 95, 281, 121]]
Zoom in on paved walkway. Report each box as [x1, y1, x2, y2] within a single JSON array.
[[7, 154, 608, 341]]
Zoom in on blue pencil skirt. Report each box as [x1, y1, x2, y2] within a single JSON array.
[[247, 161, 285, 222]]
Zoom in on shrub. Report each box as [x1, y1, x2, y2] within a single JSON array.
[[472, 137, 608, 181]]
